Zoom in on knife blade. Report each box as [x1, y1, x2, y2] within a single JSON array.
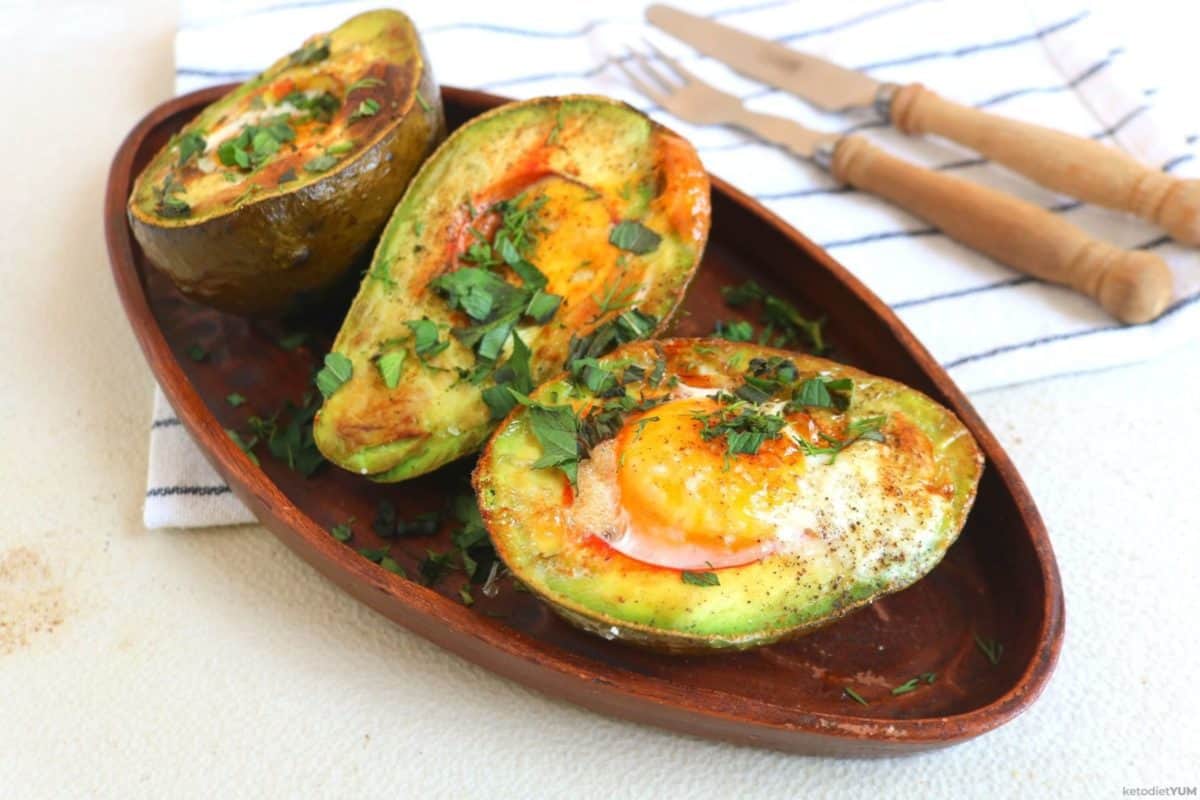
[[644, 4, 883, 113], [645, 3, 1200, 246]]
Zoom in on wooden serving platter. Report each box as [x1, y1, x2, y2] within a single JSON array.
[[105, 85, 1063, 757]]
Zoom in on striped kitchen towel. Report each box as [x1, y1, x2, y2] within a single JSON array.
[[146, 0, 1199, 527]]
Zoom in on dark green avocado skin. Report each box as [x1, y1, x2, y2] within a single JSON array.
[[128, 21, 445, 316]]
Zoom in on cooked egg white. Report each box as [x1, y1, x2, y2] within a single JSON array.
[[567, 387, 951, 574]]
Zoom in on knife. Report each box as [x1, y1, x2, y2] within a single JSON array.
[[646, 4, 1200, 247]]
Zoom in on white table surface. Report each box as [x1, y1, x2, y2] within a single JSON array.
[[2, 1, 1197, 797]]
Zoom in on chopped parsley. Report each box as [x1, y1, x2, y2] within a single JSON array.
[[791, 414, 887, 463], [415, 90, 432, 113], [288, 36, 330, 66], [843, 687, 869, 706], [225, 428, 260, 466], [609, 220, 661, 254], [155, 174, 190, 219], [714, 319, 754, 342], [346, 76, 384, 93], [349, 98, 380, 123], [721, 280, 828, 353], [185, 343, 208, 362], [376, 349, 406, 389], [406, 319, 449, 361], [225, 392, 246, 407], [792, 376, 853, 412], [681, 570, 720, 587], [974, 635, 1004, 665], [217, 117, 296, 171], [245, 391, 325, 476], [315, 352, 352, 399], [694, 403, 788, 462], [330, 519, 354, 542], [176, 131, 206, 166], [511, 391, 580, 485], [304, 153, 339, 174], [891, 678, 920, 696], [276, 331, 308, 351], [325, 140, 355, 156], [419, 549, 455, 586], [282, 90, 340, 123]]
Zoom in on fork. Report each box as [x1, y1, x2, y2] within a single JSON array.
[[616, 44, 1172, 325]]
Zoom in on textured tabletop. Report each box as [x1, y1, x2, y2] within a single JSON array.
[[1, 2, 1197, 797]]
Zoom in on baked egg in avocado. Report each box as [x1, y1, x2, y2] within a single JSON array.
[[313, 95, 711, 483], [128, 9, 444, 314], [474, 339, 983, 652]]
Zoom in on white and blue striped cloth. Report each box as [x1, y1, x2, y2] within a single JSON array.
[[147, 0, 1199, 527]]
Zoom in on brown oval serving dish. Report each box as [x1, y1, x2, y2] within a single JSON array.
[[105, 85, 1063, 757]]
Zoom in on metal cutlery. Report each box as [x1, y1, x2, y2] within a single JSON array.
[[646, 4, 1200, 247], [616, 44, 1172, 323]]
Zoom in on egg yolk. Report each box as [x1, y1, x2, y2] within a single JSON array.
[[572, 396, 808, 569]]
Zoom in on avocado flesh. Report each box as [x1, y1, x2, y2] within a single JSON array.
[[128, 9, 445, 315], [314, 95, 711, 482], [474, 339, 984, 653]]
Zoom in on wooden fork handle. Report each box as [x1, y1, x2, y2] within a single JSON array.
[[889, 83, 1200, 246], [831, 134, 1173, 324]]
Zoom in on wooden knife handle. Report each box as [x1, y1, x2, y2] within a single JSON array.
[[831, 135, 1173, 324], [889, 83, 1200, 247]]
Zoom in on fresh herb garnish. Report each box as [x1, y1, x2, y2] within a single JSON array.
[[289, 36, 330, 66], [349, 98, 380, 123], [591, 282, 638, 320], [155, 174, 190, 219], [792, 414, 887, 463], [721, 280, 827, 353], [792, 377, 853, 412], [415, 90, 432, 113], [419, 549, 455, 586], [376, 349, 406, 389], [406, 319, 449, 362], [843, 687, 869, 706], [315, 352, 352, 399], [330, 519, 354, 542], [891, 678, 920, 696], [176, 130, 206, 166], [186, 343, 208, 362], [276, 331, 308, 351], [380, 556, 406, 577], [225, 428, 260, 466], [510, 390, 580, 485], [920, 672, 937, 684], [974, 635, 1003, 665], [325, 140, 355, 156], [347, 76, 384, 93], [694, 403, 787, 460], [304, 153, 339, 174], [277, 167, 297, 185], [609, 220, 661, 254], [245, 391, 325, 476], [681, 570, 720, 587], [714, 319, 754, 342], [225, 392, 246, 407], [282, 89, 340, 122], [217, 118, 295, 171]]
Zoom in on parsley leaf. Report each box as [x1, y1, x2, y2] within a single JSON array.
[[843, 687, 869, 706], [714, 319, 754, 342], [225, 392, 246, 407], [721, 280, 828, 353], [304, 154, 339, 174], [330, 520, 353, 542], [681, 570, 720, 587], [349, 98, 380, 123], [406, 319, 449, 361], [225, 428, 259, 466], [609, 221, 661, 254], [347, 76, 384, 93], [511, 390, 579, 485], [176, 131, 206, 166], [288, 36, 330, 66], [315, 352, 352, 399], [186, 343, 208, 362], [376, 349, 405, 389]]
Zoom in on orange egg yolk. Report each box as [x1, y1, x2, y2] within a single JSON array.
[[574, 397, 807, 569]]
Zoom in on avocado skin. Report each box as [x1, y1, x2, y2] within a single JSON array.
[[128, 12, 446, 316], [313, 95, 711, 483], [473, 339, 985, 654]]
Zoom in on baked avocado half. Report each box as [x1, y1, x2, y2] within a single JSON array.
[[128, 9, 445, 315], [473, 339, 984, 653], [313, 95, 711, 482]]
